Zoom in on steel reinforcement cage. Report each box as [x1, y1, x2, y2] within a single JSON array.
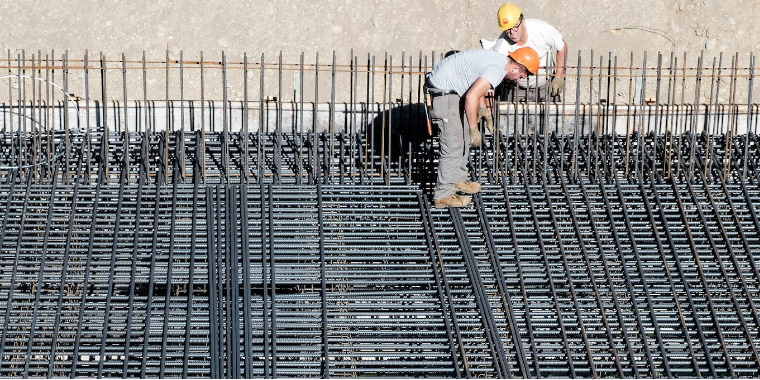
[[0, 49, 758, 184], [0, 50, 759, 378]]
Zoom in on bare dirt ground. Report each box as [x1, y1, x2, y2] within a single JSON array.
[[2, 0, 757, 64], [0, 0, 757, 106]]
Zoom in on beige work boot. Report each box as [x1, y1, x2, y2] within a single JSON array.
[[454, 181, 481, 194], [434, 194, 472, 209]]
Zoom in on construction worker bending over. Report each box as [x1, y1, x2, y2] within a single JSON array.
[[426, 47, 539, 209], [481, 3, 568, 101]]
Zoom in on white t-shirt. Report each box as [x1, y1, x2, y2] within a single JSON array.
[[481, 18, 565, 87]]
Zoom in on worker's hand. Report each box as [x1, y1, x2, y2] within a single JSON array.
[[477, 105, 494, 135], [551, 76, 564, 97], [469, 127, 482, 147]]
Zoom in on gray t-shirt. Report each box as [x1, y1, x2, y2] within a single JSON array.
[[428, 49, 508, 96]]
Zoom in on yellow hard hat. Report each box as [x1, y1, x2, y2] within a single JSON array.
[[497, 3, 522, 31], [508, 47, 540, 75]]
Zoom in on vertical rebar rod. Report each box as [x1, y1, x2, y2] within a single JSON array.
[[243, 53, 250, 182], [163, 50, 169, 183], [276, 51, 283, 185], [121, 53, 130, 183], [676, 53, 687, 178], [586, 50, 594, 174], [178, 51, 186, 180], [744, 54, 755, 178], [222, 52, 229, 183], [6, 49, 11, 135], [351, 51, 359, 182], [665, 52, 675, 178], [200, 51, 207, 183], [726, 53, 738, 177], [181, 51, 185, 133], [494, 68, 501, 182], [409, 54, 416, 184], [705, 54, 722, 180], [141, 52, 150, 182], [399, 51, 407, 181], [384, 54, 391, 185], [511, 101, 518, 181], [297, 52, 304, 185], [329, 51, 336, 184], [594, 55, 604, 180], [15, 53, 22, 169], [689, 53, 703, 182], [572, 51, 581, 179], [608, 53, 619, 139], [45, 52, 53, 180], [362, 53, 371, 184], [20, 52, 27, 172], [654, 52, 663, 178], [30, 53, 38, 179], [100, 53, 109, 183], [624, 52, 634, 177], [532, 63, 540, 184], [313, 53, 319, 185], [608, 107, 618, 181], [638, 52, 647, 180], [369, 55, 376, 182], [259, 53, 265, 181]]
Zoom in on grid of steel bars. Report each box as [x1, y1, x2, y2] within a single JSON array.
[[0, 50, 758, 185], [0, 132, 756, 377], [0, 50, 758, 377]]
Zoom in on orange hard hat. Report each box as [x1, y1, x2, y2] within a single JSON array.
[[508, 47, 539, 75], [497, 3, 522, 31]]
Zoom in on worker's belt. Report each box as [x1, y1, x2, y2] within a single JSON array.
[[425, 76, 457, 97]]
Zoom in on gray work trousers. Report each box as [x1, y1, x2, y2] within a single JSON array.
[[429, 93, 470, 200]]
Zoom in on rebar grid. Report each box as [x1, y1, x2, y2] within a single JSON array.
[[0, 50, 760, 378], [0, 130, 757, 377]]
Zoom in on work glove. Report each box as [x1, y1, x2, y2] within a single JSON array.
[[477, 105, 494, 135], [469, 127, 482, 147], [551, 77, 564, 97]]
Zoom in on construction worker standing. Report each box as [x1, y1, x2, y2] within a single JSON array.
[[426, 47, 539, 208], [481, 3, 568, 101]]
